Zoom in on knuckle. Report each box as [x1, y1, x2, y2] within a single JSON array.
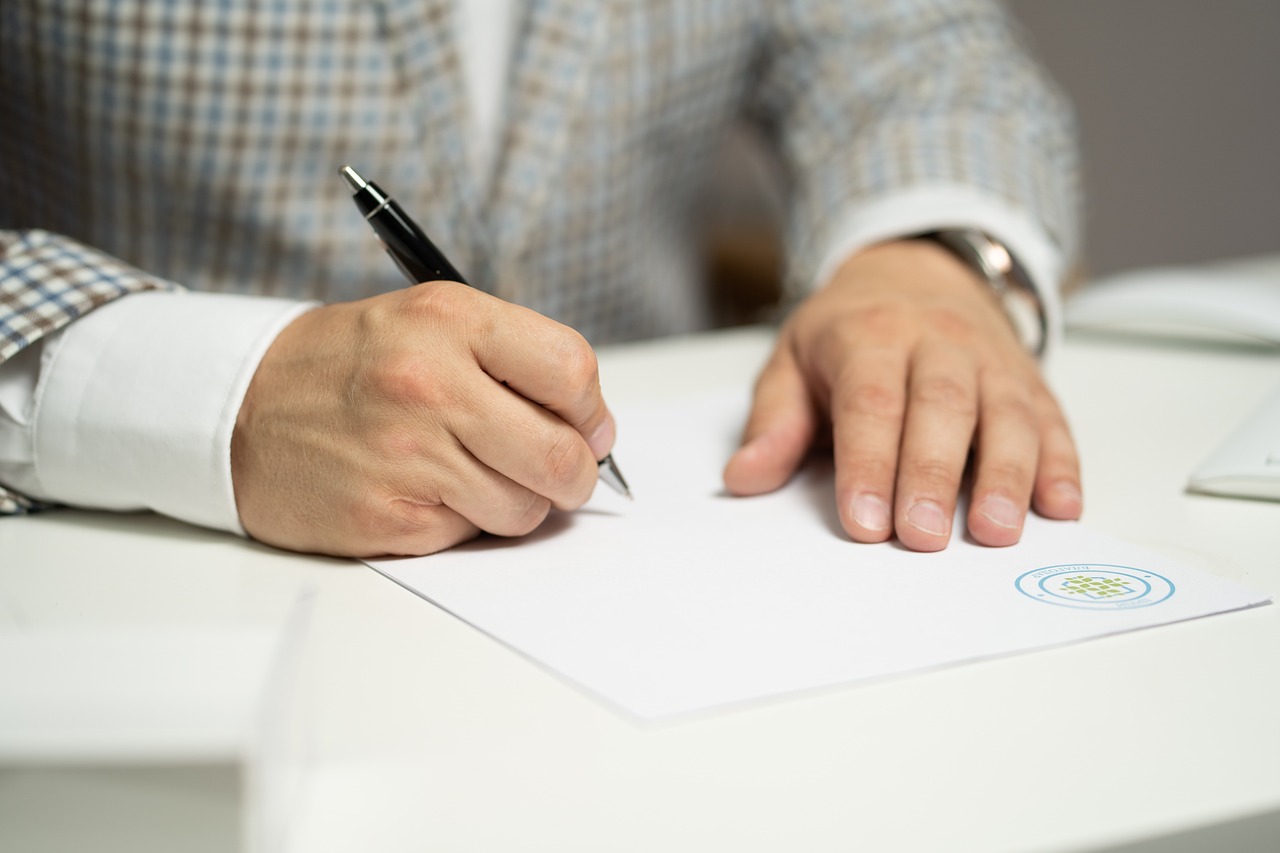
[[565, 332, 599, 382], [551, 331, 600, 396], [841, 457, 897, 489], [856, 305, 904, 339], [542, 429, 590, 495], [911, 375, 975, 414], [984, 395, 1035, 425], [503, 494, 552, 537], [926, 307, 975, 342], [905, 457, 963, 490], [366, 355, 455, 410], [345, 492, 387, 538], [382, 497, 465, 555], [979, 459, 1034, 487], [341, 492, 404, 551], [1039, 448, 1081, 477], [838, 470, 898, 514], [358, 491, 418, 536], [343, 490, 473, 557], [811, 317, 868, 364], [385, 497, 441, 535], [840, 381, 903, 421], [404, 279, 471, 322], [1036, 414, 1080, 458], [365, 354, 425, 402], [1036, 403, 1073, 439]]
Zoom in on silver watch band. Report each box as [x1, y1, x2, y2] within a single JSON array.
[[919, 229, 1047, 355]]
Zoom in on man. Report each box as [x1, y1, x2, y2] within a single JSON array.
[[0, 0, 1082, 557]]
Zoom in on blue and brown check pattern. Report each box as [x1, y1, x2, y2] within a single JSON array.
[[0, 0, 1079, 514], [0, 231, 177, 362]]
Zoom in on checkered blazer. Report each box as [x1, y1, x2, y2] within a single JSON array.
[[0, 0, 1078, 512]]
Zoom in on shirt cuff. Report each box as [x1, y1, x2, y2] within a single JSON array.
[[28, 291, 315, 534], [808, 183, 1068, 359]]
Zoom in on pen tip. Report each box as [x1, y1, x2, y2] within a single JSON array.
[[339, 164, 367, 192], [597, 454, 632, 499]]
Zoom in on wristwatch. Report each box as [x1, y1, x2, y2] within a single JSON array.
[[918, 229, 1047, 355]]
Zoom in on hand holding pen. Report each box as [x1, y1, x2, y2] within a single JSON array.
[[226, 169, 626, 558], [339, 165, 629, 498]]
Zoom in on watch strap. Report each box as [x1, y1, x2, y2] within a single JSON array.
[[918, 229, 1048, 355]]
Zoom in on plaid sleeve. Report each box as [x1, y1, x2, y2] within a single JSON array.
[[753, 0, 1080, 298], [1, 228, 180, 514], [1, 229, 180, 364]]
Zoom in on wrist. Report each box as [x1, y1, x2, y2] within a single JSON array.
[[912, 229, 1047, 355], [32, 292, 314, 533], [827, 238, 991, 297]]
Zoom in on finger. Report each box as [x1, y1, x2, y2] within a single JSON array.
[[464, 292, 615, 460], [450, 376, 601, 510], [829, 343, 909, 543], [723, 343, 818, 496], [894, 344, 979, 551], [967, 373, 1039, 547], [348, 498, 480, 559], [1030, 391, 1084, 520], [430, 442, 554, 537]]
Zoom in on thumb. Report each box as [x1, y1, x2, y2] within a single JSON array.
[[723, 344, 818, 496]]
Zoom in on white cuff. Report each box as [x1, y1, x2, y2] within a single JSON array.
[[809, 183, 1067, 358], [30, 291, 315, 534]]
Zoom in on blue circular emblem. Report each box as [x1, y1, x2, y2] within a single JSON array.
[[1015, 564, 1175, 610]]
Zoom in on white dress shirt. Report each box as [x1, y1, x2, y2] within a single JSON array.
[[0, 0, 1063, 535]]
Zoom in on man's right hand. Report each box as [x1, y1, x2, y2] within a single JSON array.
[[230, 281, 617, 557]]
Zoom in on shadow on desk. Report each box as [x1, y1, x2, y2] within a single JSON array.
[[5, 507, 354, 569], [0, 764, 239, 853], [6, 508, 253, 553], [1095, 808, 1280, 853]]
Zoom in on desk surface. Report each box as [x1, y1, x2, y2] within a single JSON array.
[[4, 325, 1278, 852]]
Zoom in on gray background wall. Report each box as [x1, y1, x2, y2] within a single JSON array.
[[1006, 0, 1280, 277]]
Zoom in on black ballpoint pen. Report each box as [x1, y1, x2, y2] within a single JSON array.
[[340, 164, 631, 499]]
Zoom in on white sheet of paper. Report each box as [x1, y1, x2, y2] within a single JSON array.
[[367, 390, 1270, 720]]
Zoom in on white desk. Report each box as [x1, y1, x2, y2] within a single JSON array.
[[3, 325, 1278, 852]]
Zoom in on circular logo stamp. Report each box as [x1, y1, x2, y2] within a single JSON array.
[[1015, 564, 1175, 611]]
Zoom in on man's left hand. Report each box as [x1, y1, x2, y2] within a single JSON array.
[[723, 239, 1082, 551]]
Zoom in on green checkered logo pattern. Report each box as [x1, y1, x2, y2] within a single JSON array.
[[1059, 574, 1133, 600]]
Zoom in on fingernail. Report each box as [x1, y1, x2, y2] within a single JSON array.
[[587, 415, 616, 461], [733, 433, 762, 459], [851, 492, 891, 532], [1052, 481, 1083, 508], [979, 494, 1023, 530], [906, 500, 949, 536], [1048, 480, 1083, 515]]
